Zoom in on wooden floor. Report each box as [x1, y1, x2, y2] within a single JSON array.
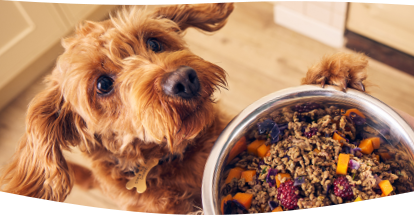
[[1, 2, 414, 211]]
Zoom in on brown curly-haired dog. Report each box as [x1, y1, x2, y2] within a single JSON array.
[[0, 3, 234, 213], [0, 2, 370, 213]]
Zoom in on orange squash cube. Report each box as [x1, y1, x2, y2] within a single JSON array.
[[221, 194, 233, 213], [343, 108, 366, 119], [379, 152, 392, 160], [359, 139, 374, 154], [241, 170, 256, 183], [333, 132, 346, 146], [247, 139, 266, 156], [276, 173, 291, 188], [366, 137, 381, 149], [233, 193, 253, 210], [272, 206, 283, 212], [225, 167, 245, 184], [336, 153, 350, 175], [257, 144, 271, 158], [227, 136, 247, 164], [379, 180, 393, 196]]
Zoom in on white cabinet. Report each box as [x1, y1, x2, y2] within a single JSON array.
[[0, 2, 116, 111], [347, 3, 414, 57]]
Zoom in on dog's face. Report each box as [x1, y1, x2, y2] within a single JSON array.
[[55, 4, 233, 155], [0, 3, 234, 201]]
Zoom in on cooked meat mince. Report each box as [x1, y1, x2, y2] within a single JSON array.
[[220, 103, 414, 213]]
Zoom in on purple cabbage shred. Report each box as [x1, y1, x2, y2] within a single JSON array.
[[374, 175, 382, 188], [257, 119, 283, 143], [294, 176, 305, 186], [350, 147, 362, 155], [349, 159, 360, 170], [223, 200, 248, 214], [325, 184, 332, 195], [270, 124, 280, 143], [266, 168, 278, 187], [349, 112, 366, 126], [257, 119, 275, 135], [268, 201, 278, 211]]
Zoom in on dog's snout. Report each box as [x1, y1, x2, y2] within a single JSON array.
[[162, 66, 200, 99]]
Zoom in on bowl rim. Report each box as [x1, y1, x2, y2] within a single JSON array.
[[201, 85, 414, 215]]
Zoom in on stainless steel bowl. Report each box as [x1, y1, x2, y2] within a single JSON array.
[[202, 85, 414, 215]]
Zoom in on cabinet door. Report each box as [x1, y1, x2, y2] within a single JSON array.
[[0, 1, 69, 88], [347, 3, 414, 56], [0, 2, 117, 111]]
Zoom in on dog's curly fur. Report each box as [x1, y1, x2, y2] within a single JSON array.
[[301, 52, 369, 92], [0, 3, 370, 214], [0, 4, 234, 213]]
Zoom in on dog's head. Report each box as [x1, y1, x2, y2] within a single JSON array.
[[0, 3, 234, 201]]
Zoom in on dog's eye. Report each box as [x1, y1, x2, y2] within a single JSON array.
[[97, 75, 114, 95], [147, 38, 163, 52]]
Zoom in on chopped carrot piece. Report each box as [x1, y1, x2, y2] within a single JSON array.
[[272, 206, 283, 212], [276, 173, 291, 188], [221, 194, 233, 213], [247, 139, 266, 156], [379, 180, 393, 196], [241, 170, 256, 183], [233, 193, 253, 209], [366, 137, 381, 149], [359, 139, 374, 154], [333, 132, 346, 146], [257, 144, 271, 158], [375, 154, 380, 161], [379, 152, 392, 160], [336, 153, 350, 175], [265, 150, 272, 157], [354, 196, 362, 202], [225, 167, 245, 184], [227, 137, 247, 164], [234, 167, 245, 171], [343, 108, 366, 119], [313, 148, 321, 154]]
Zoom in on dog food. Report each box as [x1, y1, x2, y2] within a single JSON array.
[[220, 103, 414, 213]]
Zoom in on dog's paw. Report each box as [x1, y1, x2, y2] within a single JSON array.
[[301, 52, 368, 92]]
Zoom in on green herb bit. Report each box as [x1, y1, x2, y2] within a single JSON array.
[[261, 167, 267, 175]]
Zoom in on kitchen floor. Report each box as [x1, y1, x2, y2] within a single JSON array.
[[1, 2, 414, 211]]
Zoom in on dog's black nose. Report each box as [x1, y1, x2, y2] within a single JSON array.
[[162, 66, 200, 99]]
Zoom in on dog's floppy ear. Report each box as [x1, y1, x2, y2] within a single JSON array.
[[0, 75, 85, 201], [153, 3, 234, 32]]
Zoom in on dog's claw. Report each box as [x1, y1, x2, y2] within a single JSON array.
[[321, 79, 326, 88], [358, 82, 365, 92], [317, 77, 326, 88]]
